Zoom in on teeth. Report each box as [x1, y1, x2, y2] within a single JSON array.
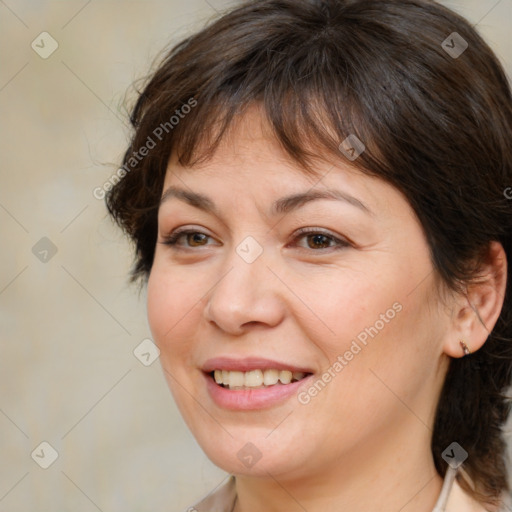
[[263, 369, 279, 386], [230, 371, 245, 387], [279, 370, 292, 384], [212, 369, 307, 389], [245, 370, 263, 387]]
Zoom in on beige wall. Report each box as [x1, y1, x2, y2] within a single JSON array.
[[1, 1, 510, 510]]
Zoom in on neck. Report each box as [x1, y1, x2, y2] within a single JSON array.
[[233, 418, 443, 512]]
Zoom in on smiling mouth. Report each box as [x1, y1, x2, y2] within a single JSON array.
[[209, 369, 311, 390]]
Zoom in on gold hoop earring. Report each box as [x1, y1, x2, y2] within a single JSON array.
[[459, 340, 471, 356]]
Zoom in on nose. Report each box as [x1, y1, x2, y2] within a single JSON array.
[[203, 247, 286, 335]]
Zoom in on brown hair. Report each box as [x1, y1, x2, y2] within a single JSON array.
[[106, 0, 512, 506]]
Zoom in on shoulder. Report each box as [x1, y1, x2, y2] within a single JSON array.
[[447, 475, 511, 512], [188, 472, 512, 512], [189, 475, 236, 512]]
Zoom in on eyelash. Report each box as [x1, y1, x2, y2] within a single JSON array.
[[160, 227, 350, 252]]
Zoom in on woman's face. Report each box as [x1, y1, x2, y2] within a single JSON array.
[[147, 106, 452, 480]]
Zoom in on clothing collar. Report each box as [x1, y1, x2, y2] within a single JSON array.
[[191, 466, 505, 512]]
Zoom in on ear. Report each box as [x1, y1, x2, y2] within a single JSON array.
[[443, 241, 508, 358]]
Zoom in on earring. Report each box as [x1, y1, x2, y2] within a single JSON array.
[[459, 340, 471, 356]]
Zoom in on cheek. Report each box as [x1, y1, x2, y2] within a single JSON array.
[[146, 266, 202, 412], [146, 262, 200, 357], [290, 264, 405, 358], [325, 284, 441, 421], [297, 256, 438, 395], [146, 270, 172, 341]]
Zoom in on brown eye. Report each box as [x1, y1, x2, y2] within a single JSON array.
[[161, 230, 214, 248], [305, 233, 333, 249], [186, 232, 208, 246], [292, 228, 350, 251]]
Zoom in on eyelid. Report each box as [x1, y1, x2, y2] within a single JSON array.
[[290, 227, 351, 249], [159, 227, 218, 247], [160, 226, 351, 251]]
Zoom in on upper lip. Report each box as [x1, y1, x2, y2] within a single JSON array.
[[202, 357, 314, 374]]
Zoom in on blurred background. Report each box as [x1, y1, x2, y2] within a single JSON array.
[[1, 1, 511, 511]]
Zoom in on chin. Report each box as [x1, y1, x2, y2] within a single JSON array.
[[193, 428, 310, 479]]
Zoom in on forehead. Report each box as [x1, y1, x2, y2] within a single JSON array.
[[161, 104, 409, 223], [166, 104, 353, 186]]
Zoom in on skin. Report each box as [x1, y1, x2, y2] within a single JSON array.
[[146, 104, 507, 512]]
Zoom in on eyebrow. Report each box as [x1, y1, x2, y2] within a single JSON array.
[[159, 186, 373, 217]]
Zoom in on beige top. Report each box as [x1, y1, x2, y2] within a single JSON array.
[[190, 467, 512, 512]]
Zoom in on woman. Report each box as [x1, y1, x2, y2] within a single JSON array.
[[106, 0, 512, 510]]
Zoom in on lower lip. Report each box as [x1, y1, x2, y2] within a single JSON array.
[[204, 372, 313, 410]]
